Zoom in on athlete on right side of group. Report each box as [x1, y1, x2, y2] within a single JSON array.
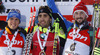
[[47, 0, 94, 55]]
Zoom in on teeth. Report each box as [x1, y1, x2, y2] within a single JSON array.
[[11, 24, 16, 27], [41, 21, 45, 23]]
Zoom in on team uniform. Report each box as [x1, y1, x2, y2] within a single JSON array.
[[32, 25, 65, 55], [0, 27, 25, 55], [47, 0, 93, 55], [63, 22, 93, 55]]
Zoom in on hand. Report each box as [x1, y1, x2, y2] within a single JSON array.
[[0, 21, 7, 29]]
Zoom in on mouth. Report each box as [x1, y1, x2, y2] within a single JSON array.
[[76, 18, 83, 21], [75, 19, 84, 25], [40, 21, 45, 24], [77, 19, 82, 21], [11, 23, 16, 27], [77, 18, 83, 20]]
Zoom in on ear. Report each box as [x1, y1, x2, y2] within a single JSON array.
[[18, 20, 20, 24]]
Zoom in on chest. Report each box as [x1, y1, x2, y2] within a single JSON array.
[[0, 33, 24, 48], [33, 31, 55, 46], [67, 28, 90, 46]]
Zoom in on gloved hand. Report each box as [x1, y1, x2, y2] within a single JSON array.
[[0, 21, 7, 29]]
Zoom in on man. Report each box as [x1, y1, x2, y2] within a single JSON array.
[[32, 6, 65, 55], [47, 0, 93, 55], [0, 9, 26, 55]]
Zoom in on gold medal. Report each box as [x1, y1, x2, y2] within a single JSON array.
[[39, 50, 46, 55]]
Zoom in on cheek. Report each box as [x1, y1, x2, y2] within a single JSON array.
[[17, 20, 20, 24], [45, 18, 50, 22], [7, 21, 11, 25], [38, 18, 42, 22], [74, 15, 78, 19]]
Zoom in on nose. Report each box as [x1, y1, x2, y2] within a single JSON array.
[[41, 16, 45, 20], [12, 19, 16, 24], [77, 14, 81, 18], [13, 19, 16, 22]]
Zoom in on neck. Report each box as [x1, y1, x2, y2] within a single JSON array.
[[7, 26, 18, 34]]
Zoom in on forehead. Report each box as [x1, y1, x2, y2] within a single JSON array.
[[75, 10, 85, 14], [9, 17, 19, 20], [38, 13, 48, 15]]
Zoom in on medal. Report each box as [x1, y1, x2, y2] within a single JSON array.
[[70, 43, 76, 51], [39, 50, 46, 55], [40, 33, 47, 39], [37, 27, 50, 55], [6, 51, 12, 55], [70, 23, 84, 51], [5, 29, 18, 55]]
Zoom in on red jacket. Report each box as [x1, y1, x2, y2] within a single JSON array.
[[32, 30, 59, 55]]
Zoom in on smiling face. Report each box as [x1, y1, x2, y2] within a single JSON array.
[[7, 17, 20, 30], [38, 13, 52, 28], [74, 11, 87, 25]]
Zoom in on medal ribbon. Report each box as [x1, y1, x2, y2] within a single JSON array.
[[73, 23, 84, 40], [5, 30, 18, 51], [37, 27, 50, 51]]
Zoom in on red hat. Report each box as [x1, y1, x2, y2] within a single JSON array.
[[73, 2, 88, 18]]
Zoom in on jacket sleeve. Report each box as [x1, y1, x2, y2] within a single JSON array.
[[47, 0, 73, 29]]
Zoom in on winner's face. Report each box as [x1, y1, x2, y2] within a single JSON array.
[[38, 13, 51, 28], [74, 11, 87, 25], [7, 17, 19, 30]]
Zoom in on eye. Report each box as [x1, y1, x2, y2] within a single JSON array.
[[80, 12, 84, 14], [75, 12, 78, 15], [15, 18, 19, 21], [38, 15, 42, 18], [43, 14, 48, 17], [10, 18, 14, 20]]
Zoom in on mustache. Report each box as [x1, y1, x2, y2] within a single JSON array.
[[39, 20, 46, 23], [76, 17, 83, 19]]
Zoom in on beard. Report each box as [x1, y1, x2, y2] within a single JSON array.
[[75, 17, 86, 25], [75, 20, 84, 25]]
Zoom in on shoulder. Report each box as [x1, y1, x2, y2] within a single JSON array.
[[88, 26, 93, 37], [89, 26, 93, 31], [19, 31, 26, 42], [18, 27, 26, 36], [0, 29, 4, 38], [34, 25, 39, 32]]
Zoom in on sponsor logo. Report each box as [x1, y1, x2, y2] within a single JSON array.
[[69, 32, 88, 41], [65, 51, 80, 55], [4, 39, 23, 45]]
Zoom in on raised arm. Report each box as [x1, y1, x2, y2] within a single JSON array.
[[47, 0, 73, 29]]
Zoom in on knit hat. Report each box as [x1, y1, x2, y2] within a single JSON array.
[[73, 2, 88, 18], [38, 6, 52, 18], [7, 9, 21, 23]]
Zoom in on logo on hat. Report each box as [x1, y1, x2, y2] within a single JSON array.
[[40, 9, 43, 12]]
